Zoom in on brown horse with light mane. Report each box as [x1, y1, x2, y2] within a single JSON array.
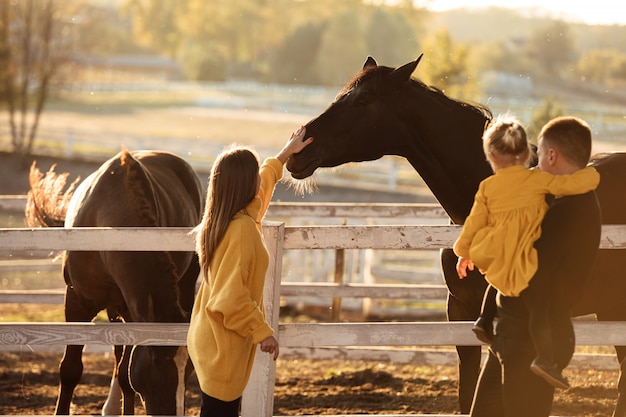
[[286, 55, 626, 416], [26, 149, 203, 415]]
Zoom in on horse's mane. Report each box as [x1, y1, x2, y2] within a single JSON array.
[[413, 78, 493, 122], [118, 149, 160, 226], [340, 65, 493, 123]]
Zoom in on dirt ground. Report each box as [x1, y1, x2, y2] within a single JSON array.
[[0, 350, 620, 416]]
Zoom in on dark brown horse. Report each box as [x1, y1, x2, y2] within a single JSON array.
[[286, 55, 626, 416], [26, 149, 204, 415]]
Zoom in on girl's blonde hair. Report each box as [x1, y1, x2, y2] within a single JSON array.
[[195, 145, 259, 277], [483, 115, 531, 167]]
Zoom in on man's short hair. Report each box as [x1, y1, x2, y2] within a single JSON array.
[[539, 116, 592, 168]]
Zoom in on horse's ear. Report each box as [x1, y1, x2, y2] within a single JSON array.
[[389, 55, 423, 85], [415, 53, 424, 67], [363, 56, 377, 70], [388, 55, 421, 88]]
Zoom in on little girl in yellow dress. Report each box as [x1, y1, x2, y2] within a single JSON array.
[[453, 115, 599, 389]]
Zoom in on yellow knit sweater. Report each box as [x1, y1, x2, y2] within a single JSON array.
[[187, 157, 283, 401], [453, 165, 599, 296]]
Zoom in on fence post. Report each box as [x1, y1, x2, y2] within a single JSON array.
[[241, 221, 284, 417], [331, 219, 347, 322]]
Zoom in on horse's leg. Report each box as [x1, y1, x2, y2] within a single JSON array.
[[119, 345, 136, 415], [102, 344, 124, 415], [103, 306, 136, 415], [55, 344, 84, 415], [441, 248, 488, 413], [55, 286, 99, 415]]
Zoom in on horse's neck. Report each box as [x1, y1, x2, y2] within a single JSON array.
[[400, 98, 492, 224]]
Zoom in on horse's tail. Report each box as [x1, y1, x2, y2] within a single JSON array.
[[25, 162, 80, 227]]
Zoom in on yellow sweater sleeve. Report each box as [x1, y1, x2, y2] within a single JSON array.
[[260, 157, 283, 210], [537, 166, 600, 196], [453, 180, 489, 260]]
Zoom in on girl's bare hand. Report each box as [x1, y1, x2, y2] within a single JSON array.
[[276, 126, 314, 163], [260, 336, 279, 360]]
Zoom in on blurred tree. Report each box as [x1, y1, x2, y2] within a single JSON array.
[[469, 40, 532, 76], [121, 0, 184, 58], [614, 55, 626, 85], [419, 29, 480, 100], [527, 96, 564, 142], [178, 40, 228, 81], [0, 5, 9, 105], [575, 50, 616, 84], [575, 49, 626, 86], [73, 5, 146, 55], [271, 22, 326, 85], [365, 8, 418, 67], [315, 10, 367, 86], [525, 21, 574, 77], [0, 0, 78, 160]]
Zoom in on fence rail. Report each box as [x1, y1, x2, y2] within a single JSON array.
[[1, 224, 626, 416], [2, 224, 626, 251], [3, 321, 625, 348]]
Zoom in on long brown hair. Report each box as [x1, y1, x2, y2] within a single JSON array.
[[196, 145, 259, 277]]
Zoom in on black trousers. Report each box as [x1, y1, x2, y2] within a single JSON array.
[[481, 273, 566, 366], [470, 299, 575, 417], [469, 328, 554, 417], [200, 391, 241, 417]]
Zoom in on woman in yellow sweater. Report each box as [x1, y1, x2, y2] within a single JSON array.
[[187, 126, 313, 417], [453, 115, 599, 389]]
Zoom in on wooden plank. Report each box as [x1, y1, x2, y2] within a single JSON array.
[[266, 202, 447, 219], [0, 195, 26, 212], [0, 322, 188, 346], [0, 261, 59, 272], [2, 224, 626, 251], [280, 283, 448, 299], [0, 283, 448, 305], [0, 285, 444, 304], [283, 225, 461, 250], [0, 289, 65, 304], [283, 224, 626, 250], [0, 227, 196, 251], [4, 321, 626, 347], [278, 321, 626, 347]]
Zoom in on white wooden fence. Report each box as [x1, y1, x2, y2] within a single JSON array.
[[2, 223, 626, 416]]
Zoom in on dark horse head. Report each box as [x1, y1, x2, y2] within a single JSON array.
[[287, 54, 493, 225], [26, 149, 204, 415]]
